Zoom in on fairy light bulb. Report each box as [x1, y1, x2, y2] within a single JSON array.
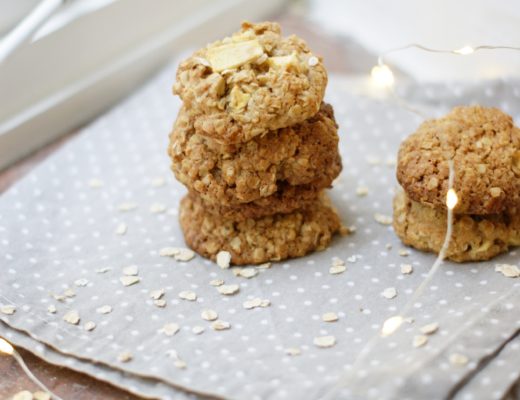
[[454, 46, 474, 55], [370, 64, 395, 88], [446, 188, 458, 210], [0, 337, 14, 355]]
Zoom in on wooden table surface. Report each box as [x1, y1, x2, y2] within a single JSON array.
[[0, 7, 375, 399]]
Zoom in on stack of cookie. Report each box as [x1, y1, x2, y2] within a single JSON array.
[[394, 106, 520, 262], [169, 22, 343, 265]]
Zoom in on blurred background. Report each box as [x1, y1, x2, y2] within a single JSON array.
[[1, 0, 520, 176]]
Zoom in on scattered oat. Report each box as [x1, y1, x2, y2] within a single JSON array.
[[88, 178, 103, 188], [314, 335, 336, 348], [413, 335, 428, 348], [84, 321, 96, 331], [211, 320, 231, 331], [63, 289, 75, 298], [347, 255, 358, 263], [356, 186, 369, 196], [150, 203, 166, 214], [329, 264, 346, 275], [63, 310, 80, 325], [332, 257, 345, 267], [96, 305, 112, 314], [449, 353, 469, 366], [47, 305, 57, 314], [217, 284, 240, 296], [11, 390, 33, 400], [216, 250, 232, 269], [399, 249, 411, 257], [150, 289, 165, 300], [118, 351, 133, 363], [420, 322, 439, 335], [401, 264, 413, 274], [33, 391, 51, 400], [159, 247, 180, 257], [151, 177, 166, 187], [0, 305, 16, 315], [495, 264, 520, 278], [175, 248, 195, 262], [74, 278, 89, 287], [234, 267, 258, 279], [174, 359, 187, 369], [340, 225, 352, 236], [52, 294, 66, 302], [179, 290, 197, 301], [96, 267, 111, 273], [118, 202, 137, 212], [322, 312, 338, 322], [160, 323, 180, 336], [201, 309, 218, 321], [374, 213, 392, 225], [154, 299, 167, 308], [120, 276, 140, 286], [308, 56, 319, 66], [192, 326, 205, 335], [243, 298, 270, 310], [381, 287, 397, 299], [123, 265, 139, 276], [115, 223, 127, 235], [285, 347, 301, 356], [258, 262, 272, 269], [209, 279, 224, 287], [385, 243, 392, 250]]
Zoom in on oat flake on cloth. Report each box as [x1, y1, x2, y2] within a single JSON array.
[[0, 65, 519, 400]]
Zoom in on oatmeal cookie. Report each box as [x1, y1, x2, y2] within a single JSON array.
[[169, 103, 341, 205], [186, 185, 320, 221], [397, 106, 520, 215], [173, 21, 327, 144], [179, 193, 341, 265], [393, 190, 520, 262]]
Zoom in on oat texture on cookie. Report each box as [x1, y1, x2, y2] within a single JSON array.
[[169, 21, 344, 266], [394, 105, 520, 262], [173, 21, 328, 144]]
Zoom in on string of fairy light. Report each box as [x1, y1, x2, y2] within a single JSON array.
[[1, 42, 520, 400], [322, 42, 520, 399]]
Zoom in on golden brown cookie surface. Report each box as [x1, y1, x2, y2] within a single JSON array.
[[173, 21, 327, 144], [397, 106, 520, 215], [393, 190, 520, 262], [179, 193, 341, 265], [169, 103, 341, 206]]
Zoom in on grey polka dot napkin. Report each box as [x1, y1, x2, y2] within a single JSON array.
[[0, 66, 519, 400]]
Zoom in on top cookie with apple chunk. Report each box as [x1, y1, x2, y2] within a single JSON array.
[[173, 21, 328, 144]]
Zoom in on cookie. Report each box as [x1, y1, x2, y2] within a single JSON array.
[[186, 184, 321, 221], [397, 106, 520, 215], [393, 190, 520, 262], [169, 103, 341, 206], [179, 193, 341, 265], [173, 21, 327, 144]]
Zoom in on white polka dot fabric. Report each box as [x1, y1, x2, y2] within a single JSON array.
[[0, 67, 519, 400]]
